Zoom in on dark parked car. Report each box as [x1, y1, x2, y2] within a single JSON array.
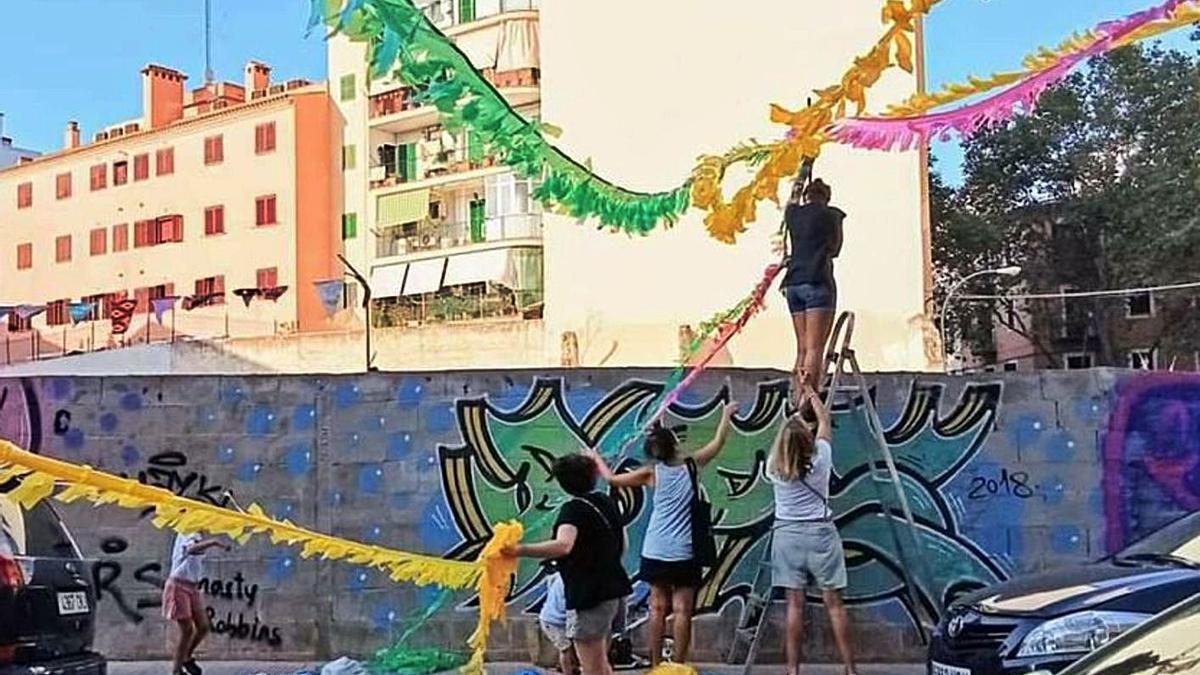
[[1049, 591, 1200, 675], [928, 510, 1200, 675], [1, 491, 106, 675]]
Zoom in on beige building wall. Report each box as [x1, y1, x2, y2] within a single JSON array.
[[537, 0, 934, 371], [0, 96, 312, 341]]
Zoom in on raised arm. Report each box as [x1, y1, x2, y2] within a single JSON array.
[[511, 524, 577, 559], [803, 388, 832, 442], [186, 538, 230, 555], [584, 448, 653, 488], [691, 401, 740, 467]]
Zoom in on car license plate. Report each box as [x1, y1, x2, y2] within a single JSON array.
[[57, 591, 89, 615], [931, 662, 971, 675]]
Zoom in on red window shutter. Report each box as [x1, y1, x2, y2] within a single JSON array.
[[267, 196, 277, 224], [113, 223, 129, 252], [134, 287, 150, 313], [90, 228, 107, 256], [171, 215, 184, 242], [16, 243, 32, 270], [256, 267, 278, 289], [113, 162, 128, 185], [256, 195, 277, 225], [156, 147, 175, 176], [205, 135, 224, 164], [56, 173, 72, 200], [256, 122, 276, 154], [90, 164, 107, 191], [55, 235, 72, 263], [133, 220, 148, 248], [17, 182, 32, 209], [205, 206, 225, 235], [133, 154, 149, 181]]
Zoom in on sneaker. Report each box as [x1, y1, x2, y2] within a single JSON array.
[[183, 660, 203, 675]]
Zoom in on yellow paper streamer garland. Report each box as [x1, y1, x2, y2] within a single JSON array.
[[0, 440, 521, 674]]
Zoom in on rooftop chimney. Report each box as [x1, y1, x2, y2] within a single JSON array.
[[0, 112, 5, 138], [64, 121, 80, 149], [245, 60, 271, 95], [141, 64, 187, 130]]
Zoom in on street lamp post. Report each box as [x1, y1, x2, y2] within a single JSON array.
[[337, 254, 376, 372], [940, 265, 1022, 372]]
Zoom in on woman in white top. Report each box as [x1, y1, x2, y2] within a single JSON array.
[[588, 400, 737, 666], [767, 386, 858, 675]]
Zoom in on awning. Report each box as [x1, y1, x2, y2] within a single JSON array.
[[369, 263, 408, 298], [377, 189, 430, 227], [402, 257, 446, 296], [441, 247, 543, 290]]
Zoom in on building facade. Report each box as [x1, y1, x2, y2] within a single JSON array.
[[0, 62, 340, 363], [328, 0, 936, 371], [0, 113, 40, 168]]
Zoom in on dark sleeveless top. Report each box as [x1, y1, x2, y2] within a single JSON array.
[[782, 203, 846, 287]]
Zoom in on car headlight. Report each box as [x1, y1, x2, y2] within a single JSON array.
[[1017, 611, 1150, 658]]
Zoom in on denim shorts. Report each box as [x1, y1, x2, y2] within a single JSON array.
[[781, 282, 836, 314], [771, 521, 847, 591]]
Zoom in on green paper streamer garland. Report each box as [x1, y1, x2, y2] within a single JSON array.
[[317, 0, 692, 235]]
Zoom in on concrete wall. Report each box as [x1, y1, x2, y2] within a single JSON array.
[[1, 368, 1195, 662]]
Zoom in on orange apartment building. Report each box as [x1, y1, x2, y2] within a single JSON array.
[[0, 61, 340, 363]]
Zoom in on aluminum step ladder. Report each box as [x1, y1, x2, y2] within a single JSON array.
[[727, 311, 932, 675]]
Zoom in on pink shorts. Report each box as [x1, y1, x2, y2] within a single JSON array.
[[162, 578, 204, 621]]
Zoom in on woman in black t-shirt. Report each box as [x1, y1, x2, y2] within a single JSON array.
[[506, 454, 632, 675]]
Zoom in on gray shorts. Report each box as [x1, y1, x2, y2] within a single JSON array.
[[566, 598, 621, 641], [540, 620, 571, 652], [771, 520, 847, 591]]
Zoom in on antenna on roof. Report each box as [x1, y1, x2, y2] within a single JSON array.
[[204, 0, 215, 84]]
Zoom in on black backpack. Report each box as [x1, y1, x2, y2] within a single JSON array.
[[685, 458, 718, 568]]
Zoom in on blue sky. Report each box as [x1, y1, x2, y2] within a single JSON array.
[[0, 1, 1195, 182]]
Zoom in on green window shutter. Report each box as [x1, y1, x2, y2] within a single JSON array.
[[342, 213, 358, 240], [402, 143, 418, 182], [458, 0, 475, 23], [467, 132, 484, 165], [340, 74, 356, 102], [469, 199, 486, 242], [343, 144, 357, 171]]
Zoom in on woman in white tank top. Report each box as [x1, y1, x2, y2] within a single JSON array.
[[587, 400, 738, 666]]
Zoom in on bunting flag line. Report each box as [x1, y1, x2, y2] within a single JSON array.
[[0, 305, 16, 321], [15, 304, 46, 321], [68, 302, 94, 325], [150, 296, 179, 325], [109, 299, 138, 335], [314, 279, 346, 316], [0, 439, 522, 675], [233, 288, 262, 308], [261, 285, 289, 302], [182, 292, 223, 311], [830, 0, 1200, 151]]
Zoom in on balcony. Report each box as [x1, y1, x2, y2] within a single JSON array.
[[376, 213, 542, 258], [416, 0, 538, 30], [368, 70, 540, 134]]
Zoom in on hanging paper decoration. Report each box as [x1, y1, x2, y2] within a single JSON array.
[[109, 299, 138, 335], [68, 302, 94, 325], [0, 440, 522, 675], [0, 305, 16, 321], [15, 304, 45, 320], [261, 285, 289, 302], [233, 288, 262, 308], [830, 0, 1200, 151], [318, 0, 691, 236], [150, 297, 179, 325], [183, 292, 222, 311], [314, 279, 346, 316]]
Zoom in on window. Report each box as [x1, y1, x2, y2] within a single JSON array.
[[157, 215, 184, 242], [155, 147, 175, 176], [133, 153, 150, 181], [1059, 285, 1088, 339], [204, 135, 224, 165], [204, 205, 225, 235], [46, 299, 69, 327], [343, 144, 357, 171], [133, 219, 156, 248], [16, 243, 32, 270], [103, 291, 128, 318], [55, 235, 72, 263], [113, 160, 128, 186], [255, 122, 276, 154], [256, 267, 278, 290], [82, 294, 105, 321], [90, 164, 107, 191], [1064, 352, 1094, 370], [398, 143, 417, 182], [1003, 361, 1019, 372], [339, 73, 356, 102], [1127, 292, 1154, 318], [1127, 348, 1157, 371], [195, 275, 226, 304], [55, 172, 72, 200], [458, 0, 476, 23], [90, 228, 107, 256], [112, 223, 129, 252], [8, 313, 31, 332], [17, 182, 32, 209], [255, 195, 278, 226], [342, 212, 358, 240]]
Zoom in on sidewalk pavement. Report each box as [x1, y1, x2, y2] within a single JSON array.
[[107, 662, 927, 675]]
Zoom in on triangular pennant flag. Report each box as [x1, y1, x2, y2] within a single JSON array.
[[109, 299, 138, 335], [314, 279, 345, 316], [233, 288, 261, 308], [15, 304, 45, 320], [183, 292, 223, 311], [262, 285, 289, 302], [0, 305, 16, 321], [150, 296, 179, 325], [68, 302, 93, 325]]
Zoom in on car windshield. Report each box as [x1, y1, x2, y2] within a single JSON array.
[[0, 491, 77, 559], [1063, 594, 1200, 675], [1115, 511, 1200, 565]]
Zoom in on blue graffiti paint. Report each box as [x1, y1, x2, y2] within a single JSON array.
[[395, 378, 425, 409], [292, 405, 317, 432], [49, 378, 71, 401], [335, 383, 362, 408], [327, 491, 345, 507], [425, 403, 455, 434], [1045, 431, 1079, 463], [347, 567, 372, 591], [390, 493, 413, 511], [194, 406, 220, 429], [284, 444, 313, 476], [245, 406, 277, 436], [220, 385, 245, 404], [371, 602, 402, 630], [236, 460, 264, 482], [1051, 525, 1086, 555], [419, 497, 460, 552], [120, 444, 140, 467], [63, 428, 85, 450], [565, 388, 606, 421], [98, 412, 119, 433], [358, 464, 384, 494], [272, 500, 297, 520], [119, 392, 143, 411], [493, 384, 531, 411], [364, 523, 383, 542], [387, 433, 412, 460], [218, 445, 237, 465], [267, 554, 297, 583], [1043, 477, 1067, 505], [1010, 413, 1047, 450]]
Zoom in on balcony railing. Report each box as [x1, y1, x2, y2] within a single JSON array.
[[376, 213, 543, 258], [369, 149, 499, 189], [416, 0, 538, 29], [369, 68, 540, 120]]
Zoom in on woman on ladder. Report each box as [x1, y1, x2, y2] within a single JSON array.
[[587, 400, 738, 666], [768, 384, 858, 675], [777, 175, 845, 396]]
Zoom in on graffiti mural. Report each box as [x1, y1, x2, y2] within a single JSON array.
[[437, 377, 1007, 625]]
